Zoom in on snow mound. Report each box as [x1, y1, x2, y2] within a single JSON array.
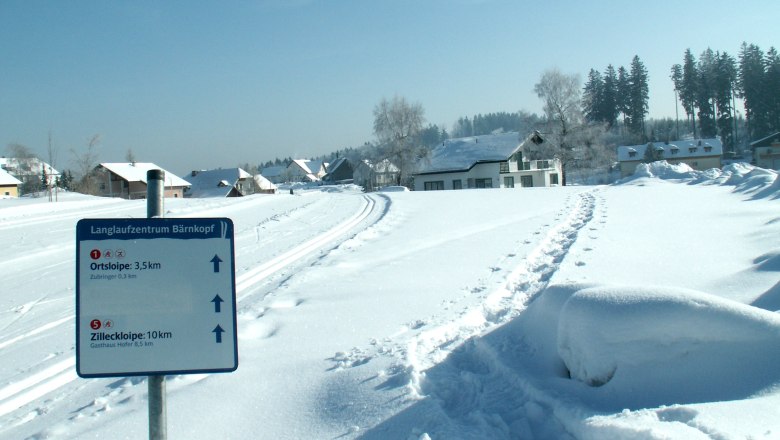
[[631, 161, 695, 180], [557, 285, 780, 405], [619, 161, 780, 199]]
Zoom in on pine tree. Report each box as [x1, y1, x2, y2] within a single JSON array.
[[738, 43, 768, 138], [670, 63, 683, 139], [628, 55, 649, 137], [582, 69, 604, 123], [601, 65, 619, 128], [765, 47, 780, 133], [713, 52, 737, 151], [616, 66, 631, 128], [681, 49, 699, 138], [696, 49, 718, 138]]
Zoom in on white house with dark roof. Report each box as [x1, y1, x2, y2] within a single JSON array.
[[617, 139, 723, 177], [94, 162, 190, 199], [412, 131, 562, 191], [183, 168, 259, 198]]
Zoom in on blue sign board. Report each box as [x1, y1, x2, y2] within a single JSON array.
[[76, 218, 238, 378]]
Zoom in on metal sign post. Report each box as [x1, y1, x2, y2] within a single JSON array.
[[147, 170, 166, 440], [74, 169, 238, 440]]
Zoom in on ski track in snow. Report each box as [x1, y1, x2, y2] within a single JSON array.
[[0, 201, 139, 231], [0, 193, 387, 435], [330, 189, 598, 436]]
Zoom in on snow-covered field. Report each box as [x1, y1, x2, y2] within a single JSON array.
[[1, 162, 779, 440]]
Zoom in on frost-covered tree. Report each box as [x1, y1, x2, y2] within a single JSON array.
[[534, 69, 583, 185], [372, 95, 426, 186]]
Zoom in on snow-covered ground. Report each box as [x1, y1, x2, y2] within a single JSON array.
[[0, 162, 778, 440]]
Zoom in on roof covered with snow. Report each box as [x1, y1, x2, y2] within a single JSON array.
[[260, 165, 286, 178], [750, 132, 780, 148], [617, 139, 723, 162], [98, 163, 191, 187], [416, 132, 524, 174], [253, 173, 277, 190], [0, 157, 59, 176], [291, 159, 327, 175], [183, 168, 252, 198], [0, 167, 22, 185]]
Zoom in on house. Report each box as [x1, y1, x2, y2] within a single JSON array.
[[287, 159, 328, 182], [750, 132, 780, 170], [616, 138, 723, 177], [353, 159, 400, 191], [183, 168, 258, 198], [323, 157, 354, 184], [0, 168, 22, 198], [94, 162, 190, 199], [260, 165, 287, 184], [413, 131, 562, 191], [0, 157, 60, 189], [252, 174, 277, 194]]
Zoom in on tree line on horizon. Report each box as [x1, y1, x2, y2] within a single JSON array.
[[7, 42, 778, 195]]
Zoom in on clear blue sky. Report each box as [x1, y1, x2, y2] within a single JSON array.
[[2, 0, 778, 176]]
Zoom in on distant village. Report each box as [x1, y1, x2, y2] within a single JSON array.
[[2, 130, 779, 200]]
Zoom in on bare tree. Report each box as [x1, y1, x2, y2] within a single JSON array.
[[372, 95, 426, 187], [71, 134, 101, 195], [46, 130, 59, 201]]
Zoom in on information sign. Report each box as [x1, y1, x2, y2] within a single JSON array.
[[76, 218, 238, 378]]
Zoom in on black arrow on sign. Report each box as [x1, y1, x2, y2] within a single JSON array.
[[211, 295, 224, 313], [210, 254, 223, 273], [212, 325, 224, 343]]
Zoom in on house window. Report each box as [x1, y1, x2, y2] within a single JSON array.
[[671, 148, 679, 155], [424, 181, 444, 191], [500, 161, 510, 173], [4, 191, 9, 196], [520, 175, 533, 187], [689, 147, 698, 153], [474, 178, 492, 188], [550, 173, 559, 185], [537, 160, 549, 169], [504, 176, 514, 188], [628, 151, 637, 158], [519, 161, 531, 171], [452, 179, 462, 190], [704, 146, 712, 153]]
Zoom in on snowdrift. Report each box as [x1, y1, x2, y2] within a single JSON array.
[[556, 285, 780, 407], [622, 161, 779, 199]]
